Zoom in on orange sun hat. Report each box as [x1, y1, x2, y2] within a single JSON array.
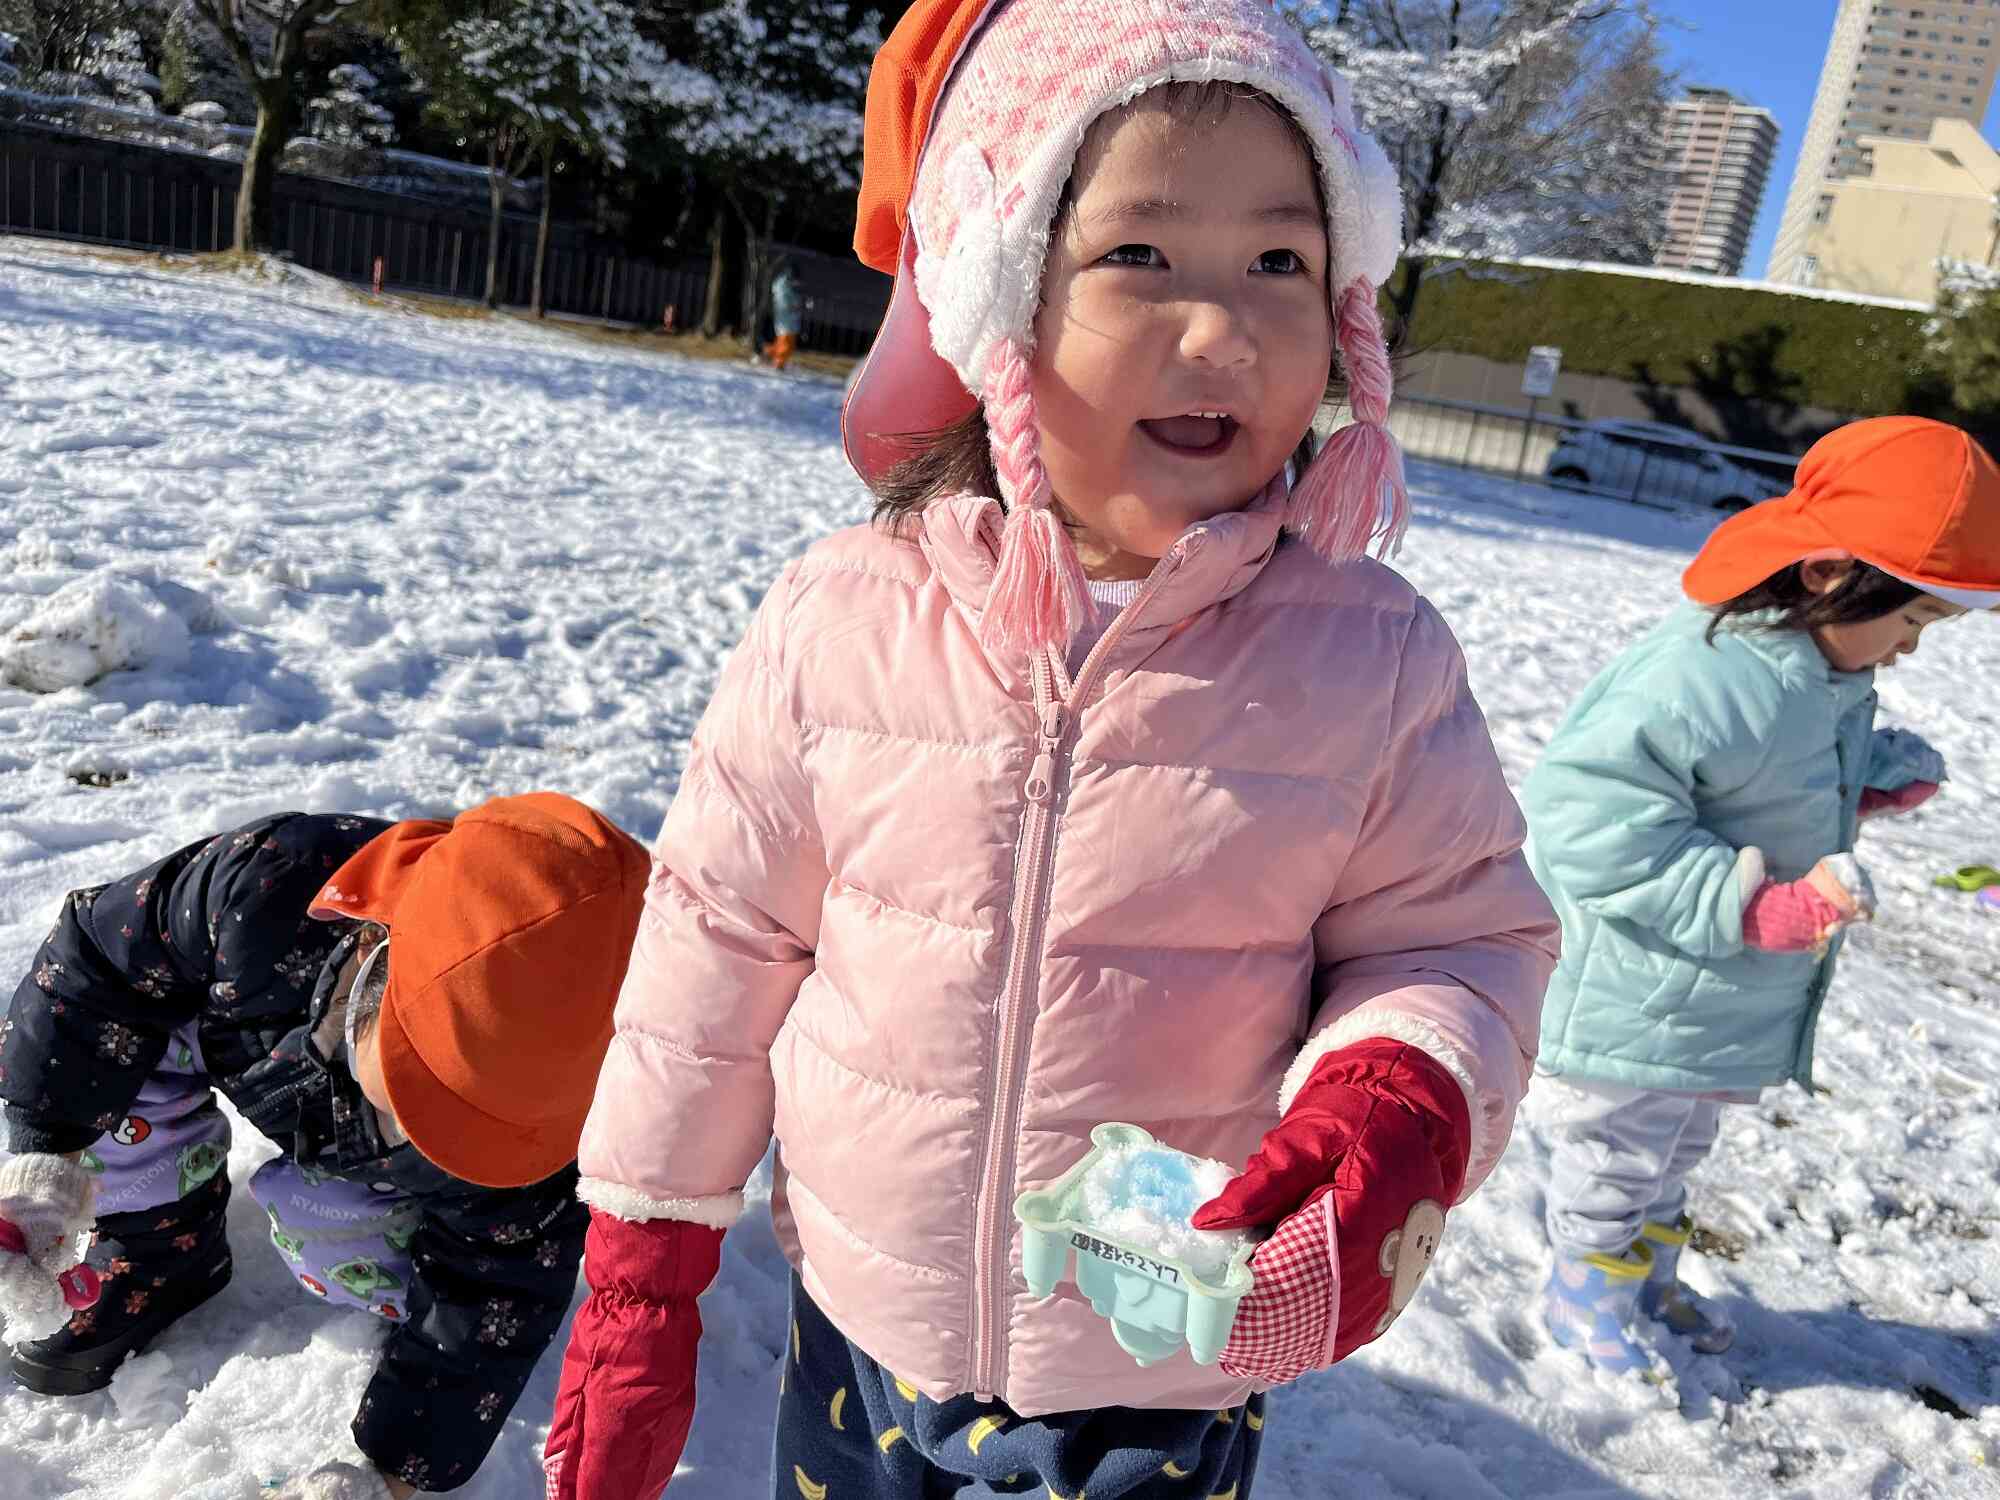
[[309, 792, 651, 1189], [1683, 416, 2000, 609]]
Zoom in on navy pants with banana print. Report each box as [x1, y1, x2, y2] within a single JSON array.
[[774, 1273, 1265, 1499]]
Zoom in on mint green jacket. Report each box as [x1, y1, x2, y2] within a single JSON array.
[[1524, 607, 1878, 1092]]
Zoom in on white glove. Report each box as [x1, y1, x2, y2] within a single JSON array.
[[0, 1152, 97, 1346], [274, 1461, 395, 1500]]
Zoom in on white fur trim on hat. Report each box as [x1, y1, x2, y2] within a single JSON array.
[[910, 0, 1404, 393]]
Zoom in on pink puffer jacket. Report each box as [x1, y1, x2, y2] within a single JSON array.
[[577, 488, 1557, 1415]]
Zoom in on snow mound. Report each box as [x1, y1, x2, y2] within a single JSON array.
[[0, 573, 193, 691], [110, 1350, 185, 1430]]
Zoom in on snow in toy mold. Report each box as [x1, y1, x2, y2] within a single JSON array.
[[1078, 1144, 1249, 1280]]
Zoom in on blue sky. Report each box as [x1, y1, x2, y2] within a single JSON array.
[[1660, 0, 2000, 278]]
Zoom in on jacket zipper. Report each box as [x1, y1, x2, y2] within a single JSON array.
[[968, 547, 1190, 1399]]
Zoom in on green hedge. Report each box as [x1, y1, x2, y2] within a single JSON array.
[[1400, 260, 1937, 417]]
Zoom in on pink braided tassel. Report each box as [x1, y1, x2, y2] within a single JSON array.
[[979, 341, 1090, 656], [1286, 278, 1409, 563], [983, 503, 1091, 656]]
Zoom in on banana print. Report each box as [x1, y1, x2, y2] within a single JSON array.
[[793, 1320, 802, 1363], [1044, 1488, 1084, 1500], [1245, 1409, 1264, 1432], [877, 1425, 906, 1453], [966, 1414, 1009, 1455], [1162, 1460, 1194, 1478], [1214, 1409, 1234, 1424], [829, 1386, 848, 1431], [793, 1465, 828, 1500], [1210, 1488, 1238, 1500], [893, 1375, 919, 1402]]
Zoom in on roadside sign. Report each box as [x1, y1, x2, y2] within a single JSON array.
[[1522, 346, 1563, 399]]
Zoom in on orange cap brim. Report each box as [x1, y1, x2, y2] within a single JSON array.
[[1685, 493, 2000, 607], [308, 819, 452, 923], [1683, 496, 1850, 605]]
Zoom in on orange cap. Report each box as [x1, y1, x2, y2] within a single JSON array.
[[854, 0, 998, 273], [1683, 417, 2000, 609], [309, 793, 650, 1188]]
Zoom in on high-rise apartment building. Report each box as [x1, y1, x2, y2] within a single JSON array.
[[1769, 0, 2000, 285], [1796, 117, 2000, 299], [1655, 88, 1780, 276]]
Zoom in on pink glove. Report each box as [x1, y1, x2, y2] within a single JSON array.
[[1859, 780, 1938, 820], [1190, 1038, 1470, 1383], [1742, 854, 1875, 954]]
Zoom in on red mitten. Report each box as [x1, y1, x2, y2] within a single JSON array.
[[1859, 780, 1938, 820], [1741, 854, 1875, 954], [543, 1211, 724, 1500], [1190, 1038, 1470, 1383]]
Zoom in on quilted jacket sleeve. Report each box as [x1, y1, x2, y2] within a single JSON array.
[[1302, 600, 1560, 1197], [575, 561, 829, 1227], [1522, 684, 1762, 962]]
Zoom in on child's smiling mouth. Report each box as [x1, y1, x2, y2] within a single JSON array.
[[1138, 412, 1239, 456]]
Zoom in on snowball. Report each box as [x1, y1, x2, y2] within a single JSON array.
[[181, 101, 228, 124], [0, 574, 193, 692], [1078, 1144, 1250, 1280]]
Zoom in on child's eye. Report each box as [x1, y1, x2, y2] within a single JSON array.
[[1101, 244, 1165, 268], [1253, 249, 1307, 274]]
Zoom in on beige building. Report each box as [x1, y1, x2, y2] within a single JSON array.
[[1795, 117, 2000, 299], [1656, 88, 1780, 276], [1770, 0, 2000, 285]]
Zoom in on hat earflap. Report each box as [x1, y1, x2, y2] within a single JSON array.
[[980, 338, 1093, 657], [1285, 278, 1409, 563]]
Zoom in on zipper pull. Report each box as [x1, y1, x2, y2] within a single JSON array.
[[1024, 750, 1056, 804], [1024, 703, 1066, 803]]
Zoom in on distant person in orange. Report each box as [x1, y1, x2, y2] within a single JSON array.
[[763, 257, 803, 369]]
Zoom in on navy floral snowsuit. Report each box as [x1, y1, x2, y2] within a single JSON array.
[[0, 812, 586, 1492]]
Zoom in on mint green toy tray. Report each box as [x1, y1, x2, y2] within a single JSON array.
[[1013, 1123, 1256, 1367]]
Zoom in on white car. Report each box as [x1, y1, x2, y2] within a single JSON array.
[[1546, 420, 1778, 512]]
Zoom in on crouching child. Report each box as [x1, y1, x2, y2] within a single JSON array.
[[0, 794, 649, 1496]]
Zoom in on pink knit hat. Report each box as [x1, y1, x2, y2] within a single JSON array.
[[842, 0, 1409, 656]]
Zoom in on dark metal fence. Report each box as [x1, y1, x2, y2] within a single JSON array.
[[1, 121, 709, 328], [1379, 394, 1799, 512]]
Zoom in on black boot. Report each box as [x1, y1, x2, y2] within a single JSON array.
[[11, 1173, 232, 1396]]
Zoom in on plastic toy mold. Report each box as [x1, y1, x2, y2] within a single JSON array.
[[1013, 1123, 1256, 1367]]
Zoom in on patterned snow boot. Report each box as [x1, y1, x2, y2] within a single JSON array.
[[1542, 1240, 1659, 1377], [1638, 1213, 1734, 1354], [10, 1174, 232, 1396]]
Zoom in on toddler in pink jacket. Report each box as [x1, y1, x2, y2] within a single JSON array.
[[546, 3, 1559, 1496]]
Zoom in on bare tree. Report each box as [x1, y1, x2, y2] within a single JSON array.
[[1287, 0, 1670, 325], [186, 0, 366, 250]]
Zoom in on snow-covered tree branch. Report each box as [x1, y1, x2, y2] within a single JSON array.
[[395, 0, 672, 312], [650, 0, 879, 340], [1282, 0, 1670, 324]]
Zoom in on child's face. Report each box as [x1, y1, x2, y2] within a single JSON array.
[[1807, 569, 1969, 670], [1030, 94, 1334, 577]]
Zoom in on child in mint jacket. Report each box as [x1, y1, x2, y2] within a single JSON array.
[[1522, 416, 2000, 1376]]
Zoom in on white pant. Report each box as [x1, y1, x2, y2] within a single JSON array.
[[1541, 1077, 1725, 1259]]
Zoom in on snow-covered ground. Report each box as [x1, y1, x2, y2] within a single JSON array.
[[0, 236, 1995, 1499]]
